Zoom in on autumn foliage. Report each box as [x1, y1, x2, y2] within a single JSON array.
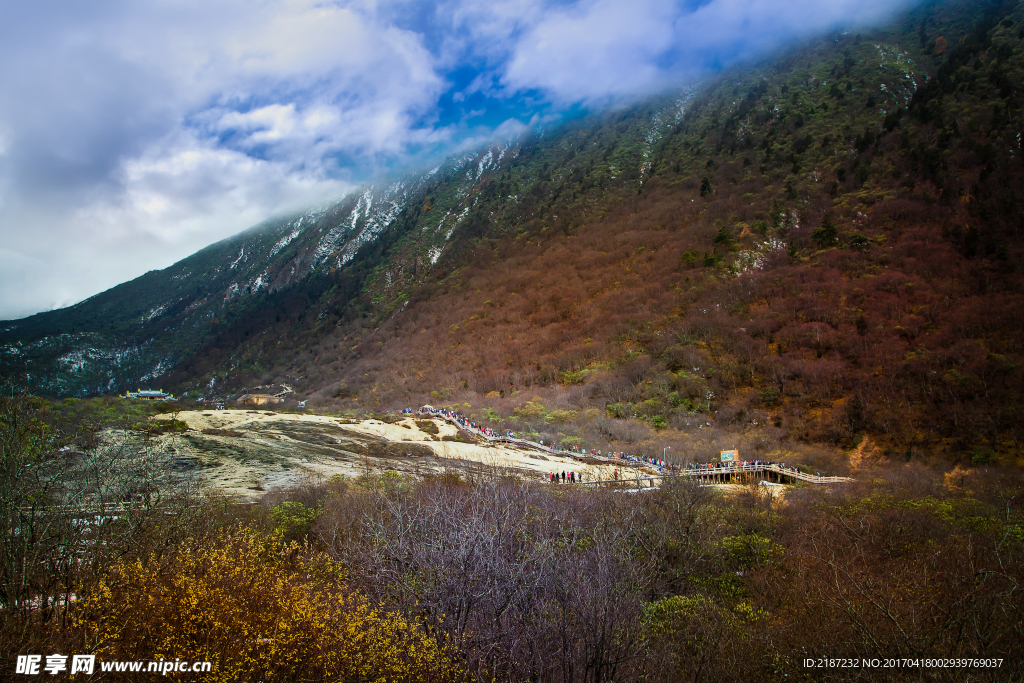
[[75, 527, 463, 683]]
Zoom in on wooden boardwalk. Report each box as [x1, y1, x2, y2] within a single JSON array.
[[578, 463, 855, 488], [417, 407, 854, 486]]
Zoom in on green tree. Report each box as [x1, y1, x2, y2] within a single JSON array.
[[271, 501, 319, 541], [712, 225, 734, 248], [812, 214, 838, 248], [699, 176, 713, 197]]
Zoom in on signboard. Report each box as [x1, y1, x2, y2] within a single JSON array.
[[720, 449, 738, 462]]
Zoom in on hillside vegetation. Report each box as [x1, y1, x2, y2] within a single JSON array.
[[4, 0, 1024, 468]]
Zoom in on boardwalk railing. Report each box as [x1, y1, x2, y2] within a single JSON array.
[[416, 407, 853, 486], [579, 463, 854, 488]]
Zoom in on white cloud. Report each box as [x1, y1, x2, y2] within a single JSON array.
[[99, 132, 351, 244], [0, 248, 50, 320], [504, 0, 677, 101], [0, 131, 353, 321], [0, 0, 449, 318], [497, 0, 915, 102]]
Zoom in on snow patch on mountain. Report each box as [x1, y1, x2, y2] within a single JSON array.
[[139, 358, 172, 382], [251, 270, 269, 292], [336, 183, 410, 265], [269, 227, 302, 258], [141, 304, 167, 324], [445, 206, 470, 240], [430, 209, 452, 234], [475, 150, 493, 181]]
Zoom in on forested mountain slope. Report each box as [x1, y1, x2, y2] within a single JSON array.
[[4, 0, 1023, 464]]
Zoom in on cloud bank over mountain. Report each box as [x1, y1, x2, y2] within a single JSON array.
[[0, 0, 913, 319]]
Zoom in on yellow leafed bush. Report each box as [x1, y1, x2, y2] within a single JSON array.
[[76, 527, 463, 682]]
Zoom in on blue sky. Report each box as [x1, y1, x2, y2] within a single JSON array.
[[0, 0, 915, 320]]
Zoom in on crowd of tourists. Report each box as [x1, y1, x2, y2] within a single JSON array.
[[683, 459, 774, 471], [547, 471, 583, 484], [413, 406, 510, 439], [613, 452, 677, 472]]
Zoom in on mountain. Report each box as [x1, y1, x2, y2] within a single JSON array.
[[3, 0, 1023, 464], [0, 153, 505, 395]]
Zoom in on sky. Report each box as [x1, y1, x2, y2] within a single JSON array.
[[0, 0, 916, 321]]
